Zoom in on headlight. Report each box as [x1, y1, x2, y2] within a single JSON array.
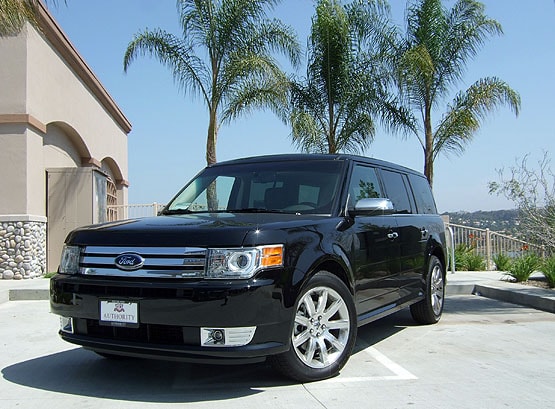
[[59, 245, 81, 274], [206, 245, 284, 279]]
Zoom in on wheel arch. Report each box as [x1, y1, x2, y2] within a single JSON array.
[[312, 259, 354, 295], [290, 254, 354, 306], [426, 236, 447, 277]]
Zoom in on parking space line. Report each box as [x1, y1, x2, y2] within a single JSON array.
[[323, 346, 417, 383]]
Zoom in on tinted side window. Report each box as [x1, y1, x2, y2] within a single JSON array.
[[348, 165, 382, 208], [408, 174, 437, 214], [380, 170, 413, 214]]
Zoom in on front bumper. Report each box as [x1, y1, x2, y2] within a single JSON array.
[[50, 272, 292, 363]]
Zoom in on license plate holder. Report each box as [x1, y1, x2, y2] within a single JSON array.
[[100, 300, 139, 328]]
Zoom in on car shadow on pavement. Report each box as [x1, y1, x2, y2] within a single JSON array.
[[4, 295, 535, 402], [2, 347, 293, 403], [352, 309, 414, 355], [2, 312, 418, 401]]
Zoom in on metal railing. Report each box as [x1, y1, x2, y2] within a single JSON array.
[[107, 203, 165, 220], [445, 222, 545, 271]]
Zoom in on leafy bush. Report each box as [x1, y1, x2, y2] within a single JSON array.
[[541, 255, 555, 288], [493, 253, 512, 271], [465, 253, 486, 271], [454, 244, 472, 271], [505, 253, 541, 282], [454, 244, 485, 271]]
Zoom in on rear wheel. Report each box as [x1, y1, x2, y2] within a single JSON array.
[[410, 255, 445, 324], [270, 271, 357, 382]]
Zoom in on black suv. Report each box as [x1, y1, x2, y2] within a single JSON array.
[[51, 154, 446, 382]]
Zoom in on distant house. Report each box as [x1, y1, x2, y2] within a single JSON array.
[[0, 3, 131, 278]]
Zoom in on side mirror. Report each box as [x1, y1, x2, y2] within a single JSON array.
[[350, 198, 395, 216]]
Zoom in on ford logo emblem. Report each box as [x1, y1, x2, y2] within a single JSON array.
[[114, 253, 145, 271]]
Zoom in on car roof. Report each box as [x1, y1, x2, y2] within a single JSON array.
[[210, 154, 424, 177]]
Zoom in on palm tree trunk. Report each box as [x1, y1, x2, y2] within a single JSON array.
[[424, 105, 434, 188], [206, 107, 218, 166], [206, 107, 218, 211], [328, 96, 336, 153]]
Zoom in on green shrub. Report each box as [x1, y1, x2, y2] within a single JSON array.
[[454, 244, 472, 271], [493, 253, 512, 271], [541, 256, 555, 288], [506, 253, 541, 282], [465, 253, 486, 271], [454, 244, 485, 271]]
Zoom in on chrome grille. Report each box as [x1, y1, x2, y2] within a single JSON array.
[[80, 246, 206, 278]]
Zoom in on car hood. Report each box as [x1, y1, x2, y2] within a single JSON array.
[[65, 213, 333, 247]]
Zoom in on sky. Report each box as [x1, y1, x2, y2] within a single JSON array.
[[48, 0, 555, 213]]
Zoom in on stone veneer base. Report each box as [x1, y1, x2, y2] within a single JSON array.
[[0, 215, 47, 280]]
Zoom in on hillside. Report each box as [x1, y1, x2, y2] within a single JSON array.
[[442, 209, 520, 236]]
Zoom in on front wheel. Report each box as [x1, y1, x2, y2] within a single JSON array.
[[270, 271, 357, 382], [410, 255, 445, 324]]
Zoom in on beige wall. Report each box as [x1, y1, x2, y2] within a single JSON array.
[[43, 124, 82, 169], [0, 6, 131, 277], [1, 24, 130, 217], [26, 26, 129, 178], [0, 32, 26, 113]]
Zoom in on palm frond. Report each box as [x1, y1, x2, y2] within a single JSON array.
[[433, 76, 521, 159], [124, 28, 210, 105], [433, 0, 503, 97], [291, 110, 328, 153], [220, 53, 290, 124], [1, 0, 38, 35]]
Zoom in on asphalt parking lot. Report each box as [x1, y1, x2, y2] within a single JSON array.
[[1, 295, 554, 409]]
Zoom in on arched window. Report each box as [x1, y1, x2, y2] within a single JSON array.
[[106, 176, 118, 221]]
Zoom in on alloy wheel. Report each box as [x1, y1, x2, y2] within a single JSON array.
[[292, 286, 351, 369]]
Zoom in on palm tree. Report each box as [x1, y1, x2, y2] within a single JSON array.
[[124, 0, 300, 168], [0, 0, 62, 36], [392, 0, 521, 187], [1, 0, 40, 35], [289, 0, 406, 154]]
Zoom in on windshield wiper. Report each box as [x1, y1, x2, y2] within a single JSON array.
[[161, 208, 193, 215], [163, 208, 288, 215], [229, 208, 285, 214]]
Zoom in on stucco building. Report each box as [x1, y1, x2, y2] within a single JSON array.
[[0, 3, 131, 278]]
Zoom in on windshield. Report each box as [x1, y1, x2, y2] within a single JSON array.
[[164, 160, 345, 215]]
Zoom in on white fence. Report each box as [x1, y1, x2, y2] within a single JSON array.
[[445, 223, 545, 271], [107, 203, 165, 220]]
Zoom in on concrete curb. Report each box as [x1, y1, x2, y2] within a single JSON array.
[[445, 284, 476, 296], [0, 288, 50, 303], [0, 279, 50, 304], [7, 288, 50, 301], [473, 283, 555, 314]]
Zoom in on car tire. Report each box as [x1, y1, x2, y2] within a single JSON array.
[[410, 255, 445, 324], [270, 271, 357, 382]]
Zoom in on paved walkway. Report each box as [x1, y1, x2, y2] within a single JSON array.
[[1, 271, 554, 313]]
